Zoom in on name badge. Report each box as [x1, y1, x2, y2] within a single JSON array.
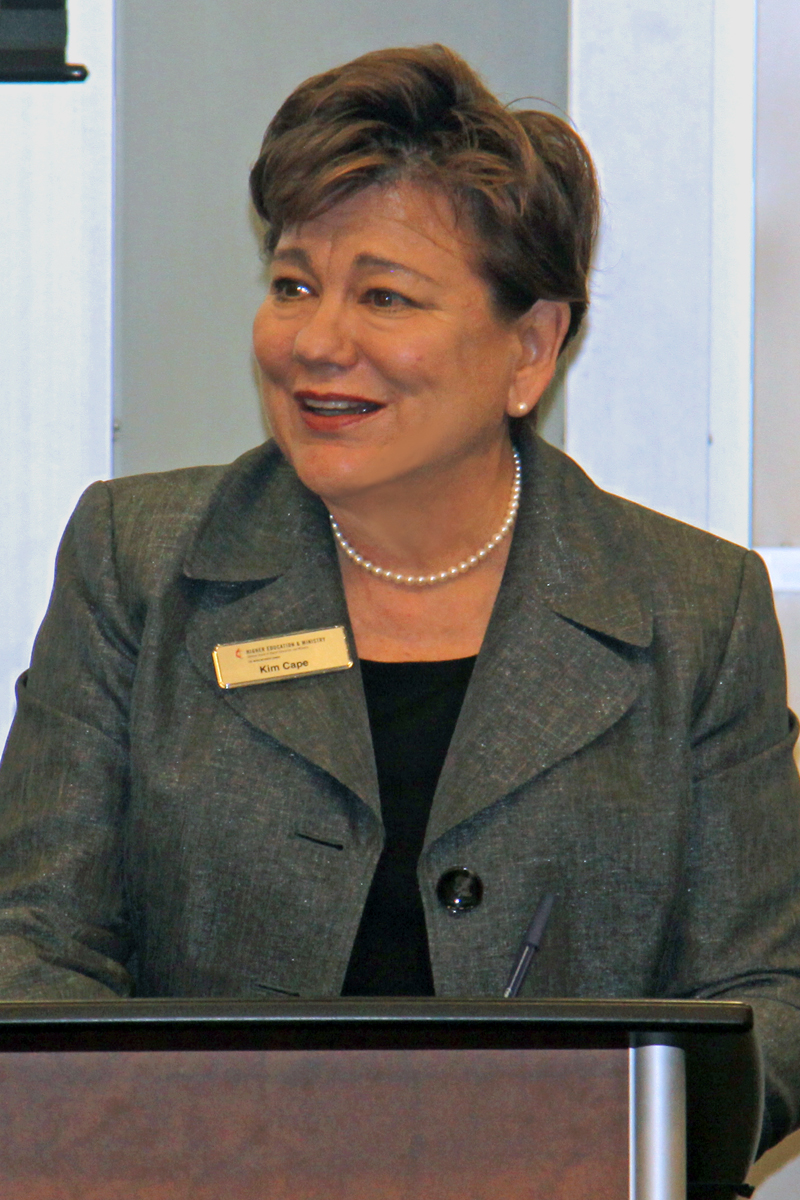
[[212, 625, 353, 690]]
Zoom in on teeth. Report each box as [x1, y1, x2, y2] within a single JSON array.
[[303, 398, 380, 415], [308, 399, 357, 410]]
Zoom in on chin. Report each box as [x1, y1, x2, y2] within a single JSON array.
[[286, 443, 379, 502]]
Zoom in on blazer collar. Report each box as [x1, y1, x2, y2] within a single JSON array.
[[180, 432, 653, 837], [183, 441, 317, 583], [513, 432, 652, 647], [426, 430, 653, 844], [182, 442, 380, 818]]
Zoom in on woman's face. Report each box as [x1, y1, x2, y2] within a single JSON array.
[[253, 180, 565, 504]]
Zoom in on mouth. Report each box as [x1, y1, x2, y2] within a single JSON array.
[[295, 391, 386, 430]]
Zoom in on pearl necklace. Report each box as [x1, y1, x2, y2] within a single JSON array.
[[329, 447, 521, 586]]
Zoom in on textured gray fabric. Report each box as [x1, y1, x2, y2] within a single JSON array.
[[1, 429, 800, 1147]]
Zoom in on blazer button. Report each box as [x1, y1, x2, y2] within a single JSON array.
[[436, 868, 484, 915]]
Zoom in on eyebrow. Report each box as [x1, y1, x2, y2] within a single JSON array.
[[271, 247, 437, 286], [353, 254, 437, 285], [271, 247, 313, 270]]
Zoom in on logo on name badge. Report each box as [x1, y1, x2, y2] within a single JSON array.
[[212, 626, 353, 689]]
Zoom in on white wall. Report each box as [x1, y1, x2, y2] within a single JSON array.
[[753, 0, 800, 549], [567, 0, 754, 546], [751, 0, 800, 808], [0, 0, 113, 748]]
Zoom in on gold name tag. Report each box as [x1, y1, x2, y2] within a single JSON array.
[[212, 625, 353, 689]]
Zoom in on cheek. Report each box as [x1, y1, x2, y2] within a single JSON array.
[[252, 309, 294, 381], [366, 328, 454, 391], [459, 320, 518, 385], [385, 344, 429, 377]]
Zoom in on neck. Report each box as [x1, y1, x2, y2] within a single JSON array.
[[324, 438, 519, 577]]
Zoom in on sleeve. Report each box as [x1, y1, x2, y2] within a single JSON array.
[[675, 550, 800, 1151], [0, 481, 140, 998]]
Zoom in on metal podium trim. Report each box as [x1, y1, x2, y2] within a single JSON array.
[[631, 1044, 687, 1200]]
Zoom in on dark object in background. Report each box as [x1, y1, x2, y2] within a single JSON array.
[[0, 0, 87, 82]]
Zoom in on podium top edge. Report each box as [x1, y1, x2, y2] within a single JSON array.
[[0, 996, 754, 1033]]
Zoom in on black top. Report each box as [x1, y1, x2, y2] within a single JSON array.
[[341, 657, 476, 996]]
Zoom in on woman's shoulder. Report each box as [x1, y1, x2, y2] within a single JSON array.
[[68, 439, 291, 595], [527, 435, 771, 646], [102, 439, 283, 511], [534, 433, 755, 576]]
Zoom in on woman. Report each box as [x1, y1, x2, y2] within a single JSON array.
[[0, 45, 799, 1148]]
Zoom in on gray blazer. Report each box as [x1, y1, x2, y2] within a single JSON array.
[[1, 430, 800, 1145]]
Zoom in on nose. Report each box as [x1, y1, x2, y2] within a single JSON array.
[[292, 298, 358, 371]]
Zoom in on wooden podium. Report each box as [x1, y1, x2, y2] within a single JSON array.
[[0, 998, 761, 1200]]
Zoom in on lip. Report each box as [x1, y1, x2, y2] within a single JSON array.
[[294, 390, 387, 433]]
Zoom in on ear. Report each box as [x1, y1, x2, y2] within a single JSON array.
[[505, 300, 572, 418]]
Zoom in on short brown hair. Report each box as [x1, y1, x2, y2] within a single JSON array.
[[249, 45, 599, 345]]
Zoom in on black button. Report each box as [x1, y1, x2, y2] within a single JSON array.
[[436, 868, 483, 915]]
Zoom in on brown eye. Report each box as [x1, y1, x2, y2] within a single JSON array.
[[364, 288, 413, 310], [271, 276, 314, 300]]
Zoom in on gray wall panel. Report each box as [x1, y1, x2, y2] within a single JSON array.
[[753, 0, 800, 547], [114, 1, 568, 476]]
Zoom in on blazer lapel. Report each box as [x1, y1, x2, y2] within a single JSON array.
[[427, 433, 653, 846], [181, 445, 379, 816]]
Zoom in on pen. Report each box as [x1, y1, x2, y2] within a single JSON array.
[[503, 892, 555, 999]]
